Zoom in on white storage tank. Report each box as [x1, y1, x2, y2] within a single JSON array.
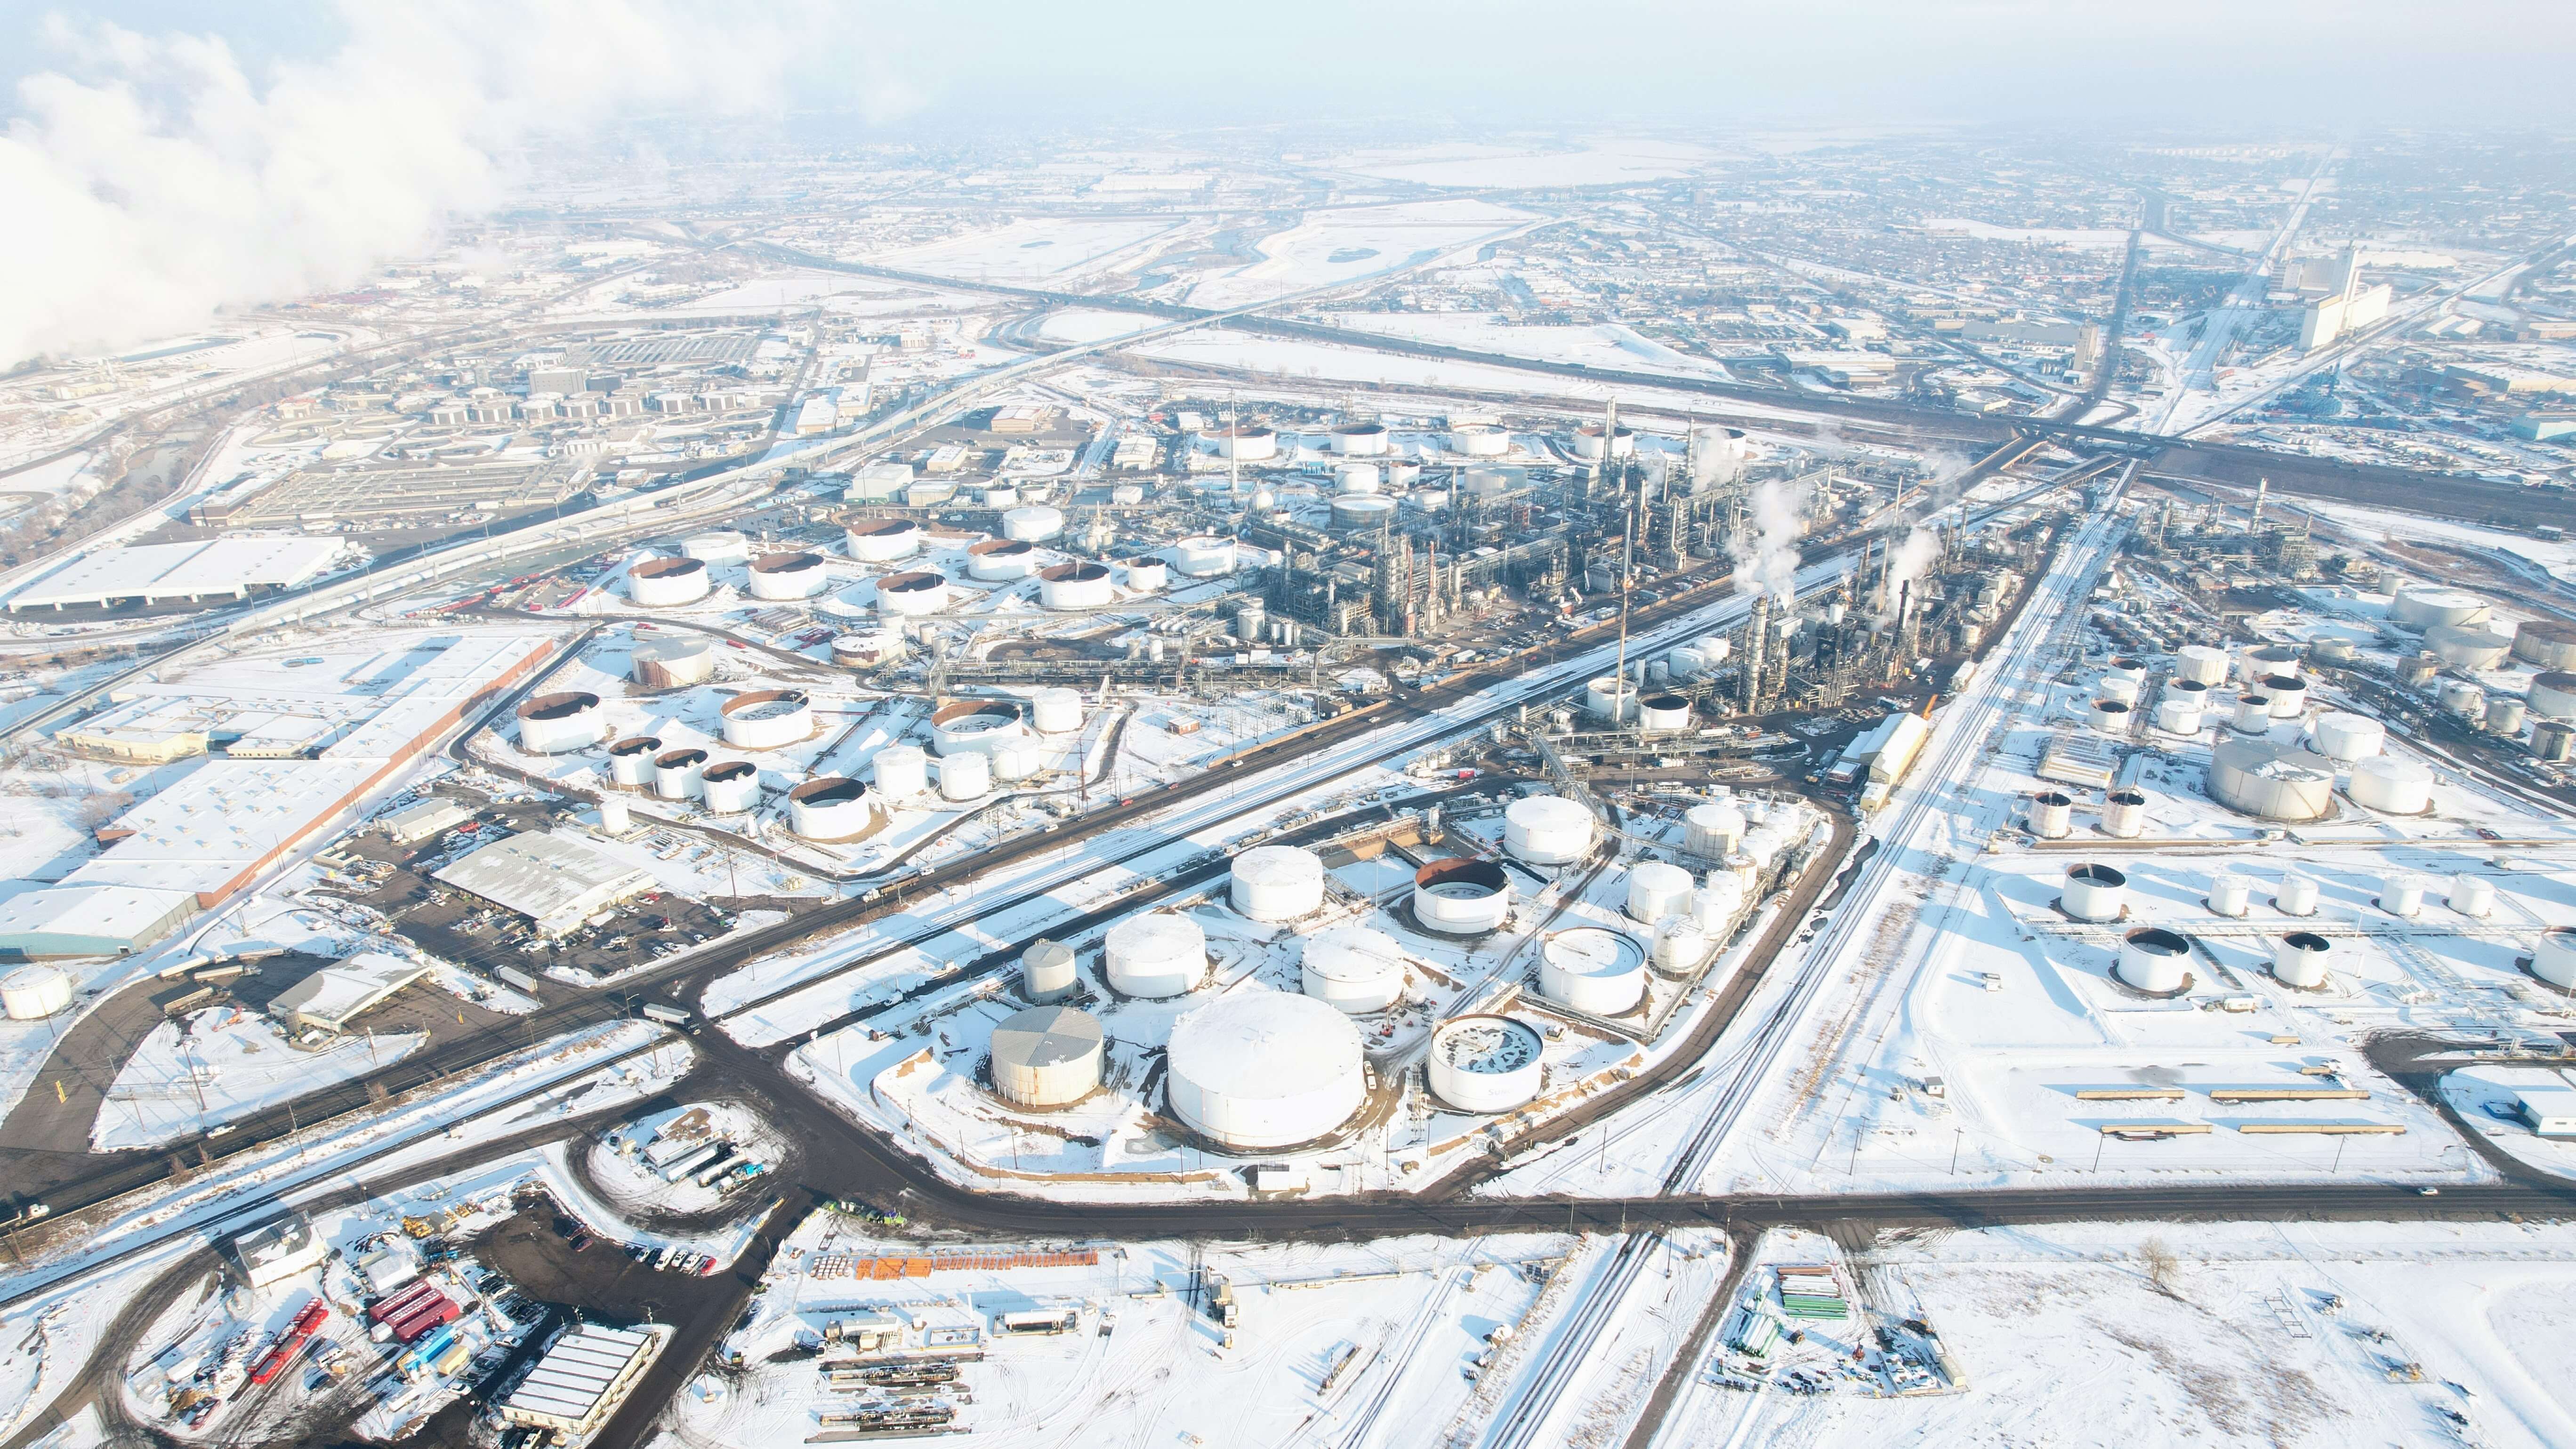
[[990, 1005, 1104, 1108], [747, 551, 828, 601], [1683, 801, 1747, 857], [653, 747, 708, 800], [680, 531, 749, 565], [700, 759, 760, 814], [2030, 791, 2074, 839], [2487, 697, 2528, 736], [2097, 675, 2142, 706], [0, 965, 72, 1020], [966, 539, 1037, 581], [2533, 929, 2576, 988], [2231, 692, 2274, 733], [1036, 561, 1114, 610], [2207, 870, 2252, 918], [2513, 619, 2576, 670], [939, 749, 991, 801], [844, 516, 922, 562], [2378, 872, 2426, 918], [2091, 699, 2134, 734], [989, 738, 1046, 782], [1583, 676, 1637, 723], [2062, 863, 2128, 923], [515, 691, 605, 755], [1638, 693, 1693, 733], [630, 636, 716, 689], [2439, 680, 2486, 719], [2115, 927, 2191, 994], [1412, 859, 1512, 935], [1211, 424, 1277, 461], [2391, 585, 2490, 630], [2101, 788, 2147, 838], [2206, 739, 2336, 821], [720, 690, 813, 749], [1538, 927, 1648, 1015], [2310, 712, 2384, 761], [2260, 675, 2308, 718], [1021, 940, 1078, 1003], [2529, 671, 2576, 720], [1171, 535, 1238, 577], [1626, 861, 1696, 924], [598, 796, 630, 834], [2426, 624, 2512, 669], [873, 744, 930, 799], [1426, 1014, 1544, 1112], [2349, 756, 2434, 814], [787, 777, 877, 841], [2173, 644, 2232, 686], [1333, 462, 1381, 495], [1299, 926, 1407, 1014], [1002, 506, 1065, 542], [1330, 421, 1390, 456], [1232, 845, 1326, 923], [2272, 932, 2333, 990], [2275, 872, 2320, 916], [1104, 913, 1207, 998], [1450, 426, 1510, 457], [1505, 796, 1595, 865], [1026, 687, 1083, 736], [628, 556, 710, 607], [1167, 991, 1365, 1151], [2154, 698, 2204, 735], [1122, 556, 1168, 593], [831, 631, 904, 669], [2102, 657, 2149, 688], [2450, 873, 2496, 918], [1572, 423, 1635, 459], [2243, 644, 2302, 682], [930, 699, 1028, 756], [1330, 494, 1398, 532], [876, 570, 950, 616], [607, 735, 660, 787], [1693, 876, 1746, 930], [1651, 918, 1711, 974]]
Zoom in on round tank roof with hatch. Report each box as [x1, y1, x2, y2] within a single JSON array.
[[630, 635, 715, 688], [2206, 737, 2335, 821], [990, 1005, 1105, 1109], [1426, 1014, 1544, 1113], [1103, 912, 1207, 998], [1300, 925, 1407, 1014], [1166, 991, 1366, 1151], [1538, 926, 1648, 1016]]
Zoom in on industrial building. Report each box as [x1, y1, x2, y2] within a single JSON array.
[[3, 537, 345, 613], [0, 884, 193, 958], [432, 831, 655, 936], [267, 952, 432, 1034], [498, 1323, 660, 1439], [227, 1214, 326, 1289]]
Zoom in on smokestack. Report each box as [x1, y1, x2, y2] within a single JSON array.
[[2250, 476, 2268, 532], [1742, 594, 1771, 714]]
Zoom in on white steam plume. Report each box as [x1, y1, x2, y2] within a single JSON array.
[[0, 3, 829, 365], [1876, 525, 1941, 624], [1728, 474, 1811, 600]]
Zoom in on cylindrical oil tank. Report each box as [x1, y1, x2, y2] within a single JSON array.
[[2450, 873, 2496, 918], [2165, 677, 2213, 710], [931, 699, 1027, 755], [2173, 644, 2232, 686], [2349, 756, 2434, 814], [653, 747, 708, 800], [939, 749, 991, 801], [1427, 1014, 1543, 1112], [720, 689, 813, 749], [2261, 675, 2308, 718], [876, 570, 950, 616], [598, 796, 630, 834], [607, 735, 660, 787], [1460, 466, 1513, 498], [700, 759, 759, 814], [2062, 863, 2128, 923], [980, 483, 1019, 508], [989, 738, 1046, 782], [1410, 486, 1451, 512], [1583, 676, 1637, 723], [831, 631, 903, 669], [0, 965, 72, 1020], [680, 530, 749, 565], [747, 551, 828, 601], [1539, 927, 1648, 1015], [1300, 926, 1406, 1014], [1122, 556, 1168, 592], [1330, 421, 1390, 456], [2533, 929, 2576, 988], [966, 539, 1037, 581], [2378, 872, 2426, 918], [1036, 561, 1113, 610], [1211, 424, 1276, 461], [1412, 859, 1512, 935], [2243, 644, 2302, 682], [2091, 699, 2134, 734], [515, 691, 605, 754], [2487, 697, 2528, 735], [2206, 739, 2335, 821], [2513, 619, 2576, 670], [1572, 423, 1636, 459], [2276, 872, 2319, 916], [1505, 795, 1595, 865], [1002, 506, 1064, 543], [2103, 657, 2148, 688], [2101, 789, 2147, 838], [1638, 693, 1692, 732], [873, 744, 929, 798], [844, 517, 921, 562], [1026, 687, 1083, 736], [1172, 535, 1238, 577], [631, 635, 716, 689], [2537, 720, 2576, 762], [1021, 940, 1078, 1003], [1652, 918, 1711, 974], [1104, 913, 1206, 998], [1683, 801, 1747, 857], [2116, 927, 2191, 993], [2528, 672, 2576, 720], [1451, 426, 1510, 457], [2030, 791, 2074, 838], [1333, 462, 1381, 495], [628, 556, 709, 607], [2231, 693, 2274, 733], [2273, 933, 2333, 990], [1693, 876, 1745, 931], [2207, 871, 2252, 917], [2399, 653, 2440, 690], [1232, 845, 1326, 923], [2155, 698, 2204, 735], [1626, 861, 1696, 924], [990, 1005, 1104, 1108], [1330, 494, 1398, 532], [1167, 992, 1365, 1151], [2310, 712, 2384, 761], [2391, 585, 2490, 630], [787, 777, 877, 841], [2427, 624, 2512, 669], [2098, 675, 2142, 707]]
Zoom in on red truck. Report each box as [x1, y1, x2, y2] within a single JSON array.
[[243, 1300, 331, 1392]]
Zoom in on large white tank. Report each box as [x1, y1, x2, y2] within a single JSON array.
[[2030, 791, 2074, 838], [1021, 940, 1078, 1003], [1167, 991, 1366, 1151], [720, 690, 813, 749], [2528, 671, 2576, 719], [1683, 801, 1747, 857], [1104, 913, 1207, 998], [653, 747, 708, 800], [1692, 876, 1745, 931], [1333, 462, 1382, 495], [515, 691, 605, 754], [2275, 872, 2320, 916], [1299, 926, 1406, 1014], [2091, 699, 2134, 734], [607, 735, 660, 788], [990, 1005, 1104, 1108], [1171, 535, 1238, 577], [1211, 424, 1277, 461], [930, 700, 1028, 756], [2231, 692, 2274, 733], [2349, 756, 2434, 813], [1626, 862, 1696, 924], [844, 517, 922, 562], [2427, 624, 2512, 669], [2513, 619, 2576, 670], [1572, 424, 1635, 459], [2378, 872, 2426, 918], [2450, 873, 2496, 918], [2155, 698, 2204, 735], [2534, 929, 2576, 988], [872, 744, 930, 799], [1330, 421, 1390, 456], [1505, 796, 1595, 865], [787, 777, 877, 841], [1122, 556, 1168, 593], [966, 539, 1038, 581], [2487, 697, 2528, 735], [628, 556, 710, 607], [2242, 644, 2301, 683], [1036, 562, 1113, 610], [1330, 494, 1398, 532], [2115, 927, 2191, 994], [989, 737, 1046, 784], [2259, 675, 2308, 718], [2101, 788, 2147, 838], [2310, 712, 2384, 761], [1450, 426, 1510, 457], [1651, 918, 1711, 974], [2062, 863, 2128, 923], [1026, 687, 1083, 735], [1002, 506, 1064, 543], [1638, 693, 1693, 733], [2391, 585, 2490, 630], [2439, 681, 2483, 722], [939, 749, 991, 801], [699, 760, 760, 814], [630, 636, 715, 689], [2206, 739, 2335, 821], [1232, 845, 1326, 923], [2272, 932, 2333, 990], [680, 531, 749, 565], [1412, 859, 1512, 935], [747, 551, 828, 601], [2173, 644, 2233, 686], [1427, 1014, 1543, 1112], [0, 965, 71, 1020], [876, 570, 950, 616], [1584, 676, 1637, 723], [1539, 927, 1648, 1015], [598, 795, 630, 833], [2097, 675, 2142, 707]]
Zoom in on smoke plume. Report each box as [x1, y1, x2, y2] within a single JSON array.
[[0, 4, 832, 365], [1728, 474, 1811, 600], [1876, 525, 1942, 623]]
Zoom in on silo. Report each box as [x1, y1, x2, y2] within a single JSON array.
[[1299, 926, 1407, 1014], [989, 1005, 1104, 1108], [2272, 933, 2333, 990], [1426, 1015, 1544, 1112], [2062, 863, 2128, 923], [2115, 927, 2191, 993], [872, 744, 929, 799], [1504, 796, 1595, 865], [1626, 862, 1695, 924], [1539, 927, 1648, 1015], [1104, 913, 1207, 998], [1020, 940, 1078, 1003], [1166, 992, 1365, 1151], [1231, 845, 1326, 923]]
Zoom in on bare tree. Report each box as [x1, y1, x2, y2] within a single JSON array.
[[2138, 1235, 2181, 1297]]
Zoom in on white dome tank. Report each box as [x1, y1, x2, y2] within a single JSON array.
[[1412, 859, 1512, 935], [1232, 845, 1326, 923], [1299, 926, 1406, 1014], [2115, 927, 2191, 994], [2427, 624, 2512, 669], [2062, 863, 2128, 923], [700, 759, 760, 814], [2450, 873, 2495, 918], [1, 965, 71, 1020], [2272, 932, 2333, 990], [2391, 585, 2490, 630], [2206, 739, 2335, 821], [1626, 862, 1695, 924], [653, 747, 708, 800], [2154, 698, 2204, 735], [1505, 795, 1595, 865], [680, 530, 749, 564], [515, 691, 606, 755], [2173, 644, 2233, 686], [2275, 872, 2320, 916], [1021, 940, 1078, 1003], [2310, 712, 2383, 761], [1171, 535, 1238, 577], [1692, 876, 1745, 930], [2207, 871, 2252, 918], [628, 556, 710, 607], [1104, 912, 1207, 998], [1037, 561, 1113, 610], [939, 749, 992, 801], [748, 551, 829, 601], [1027, 687, 1084, 735], [2534, 929, 2576, 988], [2439, 680, 2486, 719], [1538, 927, 1648, 1015], [631, 636, 716, 689], [787, 777, 877, 841], [1651, 918, 1711, 974], [1002, 506, 1065, 542], [844, 517, 922, 562], [2098, 675, 2142, 706], [990, 1005, 1103, 1108], [1333, 462, 1381, 495], [1426, 1014, 1543, 1112], [2349, 756, 2434, 814], [1683, 801, 1747, 857], [1167, 991, 1365, 1150], [2378, 872, 2426, 918], [872, 744, 930, 799]]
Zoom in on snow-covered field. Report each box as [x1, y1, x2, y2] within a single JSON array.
[[95, 1006, 426, 1152], [860, 217, 1186, 284], [1326, 139, 1720, 190], [1183, 200, 1534, 310]]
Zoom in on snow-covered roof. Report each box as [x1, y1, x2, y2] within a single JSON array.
[[1167, 990, 1363, 1103], [432, 830, 653, 933], [268, 951, 429, 1032]]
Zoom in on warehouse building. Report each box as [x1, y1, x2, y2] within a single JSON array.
[[0, 884, 194, 959], [432, 831, 655, 936], [499, 1323, 659, 1439], [3, 537, 345, 612], [228, 1214, 326, 1289], [379, 797, 476, 845], [267, 951, 432, 1034]]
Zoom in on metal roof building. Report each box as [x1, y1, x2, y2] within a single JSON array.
[[499, 1323, 658, 1438], [432, 831, 654, 936], [267, 951, 431, 1034]]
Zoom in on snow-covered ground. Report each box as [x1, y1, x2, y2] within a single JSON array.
[[95, 1006, 426, 1152], [1182, 200, 1534, 310], [1324, 138, 1720, 190]]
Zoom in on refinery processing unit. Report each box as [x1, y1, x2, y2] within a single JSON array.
[[9, 24, 2576, 1448]]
